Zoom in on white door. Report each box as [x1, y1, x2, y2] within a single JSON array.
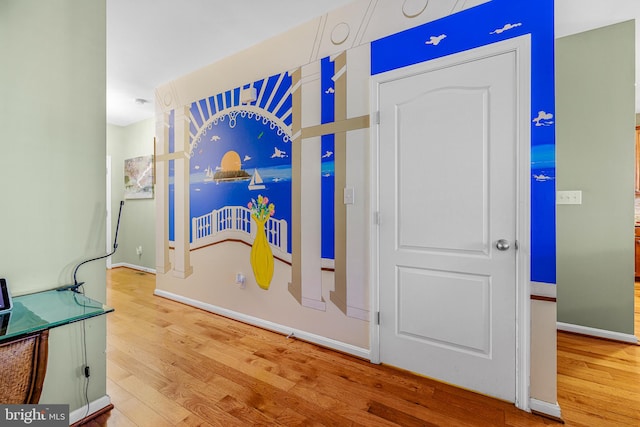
[[375, 39, 529, 402]]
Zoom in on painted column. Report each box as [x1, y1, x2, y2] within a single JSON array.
[[326, 50, 370, 320], [288, 67, 303, 304], [300, 133, 325, 310], [288, 65, 327, 310], [173, 106, 193, 278], [342, 45, 371, 321], [289, 52, 370, 314], [330, 52, 348, 315], [155, 112, 171, 274]]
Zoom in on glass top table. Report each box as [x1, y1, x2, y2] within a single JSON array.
[[0, 290, 113, 342]]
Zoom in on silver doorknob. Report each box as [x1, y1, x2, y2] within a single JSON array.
[[496, 239, 510, 251]]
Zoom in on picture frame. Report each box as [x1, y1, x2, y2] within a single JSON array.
[[124, 154, 154, 199]]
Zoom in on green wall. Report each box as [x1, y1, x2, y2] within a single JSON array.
[[556, 20, 636, 334], [107, 119, 156, 271], [0, 0, 107, 411]]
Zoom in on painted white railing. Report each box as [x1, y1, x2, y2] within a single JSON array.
[[192, 206, 288, 253]]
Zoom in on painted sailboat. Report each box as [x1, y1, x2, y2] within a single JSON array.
[[248, 168, 266, 190], [204, 165, 215, 182]]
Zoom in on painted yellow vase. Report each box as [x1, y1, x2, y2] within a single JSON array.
[[250, 216, 274, 290]]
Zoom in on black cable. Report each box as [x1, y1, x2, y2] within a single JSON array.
[[79, 316, 90, 425], [69, 288, 91, 424], [58, 201, 124, 293], [61, 201, 123, 424]]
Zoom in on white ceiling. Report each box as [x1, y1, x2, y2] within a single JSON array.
[[107, 0, 640, 127], [107, 0, 354, 126]]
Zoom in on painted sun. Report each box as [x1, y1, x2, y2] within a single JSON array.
[[220, 151, 242, 171]]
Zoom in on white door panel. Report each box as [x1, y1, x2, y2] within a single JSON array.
[[397, 267, 490, 354], [376, 40, 528, 402], [397, 87, 489, 255]]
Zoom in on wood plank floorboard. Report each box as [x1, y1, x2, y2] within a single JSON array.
[[77, 268, 640, 426]]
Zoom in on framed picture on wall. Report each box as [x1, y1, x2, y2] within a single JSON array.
[[124, 155, 154, 199]]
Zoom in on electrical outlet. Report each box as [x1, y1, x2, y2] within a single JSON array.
[[235, 273, 246, 289], [136, 246, 143, 255], [557, 190, 582, 205]]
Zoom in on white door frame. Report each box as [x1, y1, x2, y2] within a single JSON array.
[[368, 35, 532, 411]]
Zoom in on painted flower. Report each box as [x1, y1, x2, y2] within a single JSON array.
[[248, 195, 275, 221]]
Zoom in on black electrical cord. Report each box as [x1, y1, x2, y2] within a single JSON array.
[[58, 201, 124, 293], [79, 315, 91, 425], [61, 201, 124, 424], [68, 278, 93, 425]]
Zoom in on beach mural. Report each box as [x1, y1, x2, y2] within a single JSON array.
[[156, 0, 555, 351], [186, 71, 295, 281], [168, 62, 344, 290]]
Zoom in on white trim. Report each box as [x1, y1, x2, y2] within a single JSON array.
[[557, 322, 639, 344], [369, 35, 532, 410], [529, 398, 562, 420], [514, 35, 532, 413], [154, 289, 370, 360], [531, 281, 556, 298], [69, 395, 112, 425], [368, 108, 380, 365], [106, 156, 112, 269], [110, 262, 157, 275]]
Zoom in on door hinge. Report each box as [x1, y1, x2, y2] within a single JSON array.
[[376, 311, 380, 325], [375, 111, 380, 124], [514, 240, 519, 250], [373, 211, 380, 225]]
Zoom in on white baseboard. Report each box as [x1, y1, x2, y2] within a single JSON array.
[[530, 281, 556, 298], [69, 395, 112, 425], [529, 398, 562, 420], [557, 322, 638, 344], [154, 289, 370, 360], [111, 262, 156, 274]]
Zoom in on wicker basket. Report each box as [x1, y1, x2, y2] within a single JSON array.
[[0, 331, 49, 404]]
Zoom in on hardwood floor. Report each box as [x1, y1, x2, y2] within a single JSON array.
[[636, 282, 640, 337], [84, 268, 640, 426]]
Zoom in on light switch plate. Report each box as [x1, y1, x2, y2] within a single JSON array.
[[344, 187, 355, 205]]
